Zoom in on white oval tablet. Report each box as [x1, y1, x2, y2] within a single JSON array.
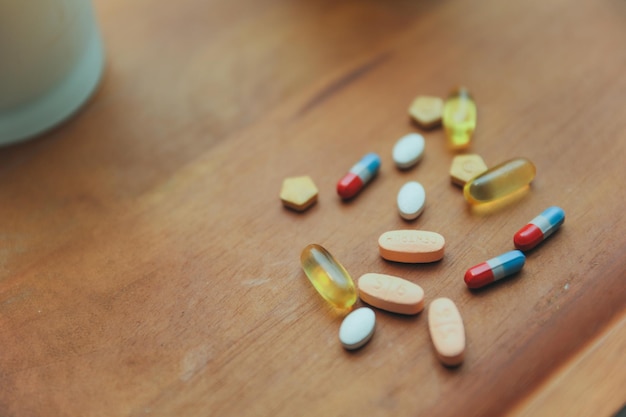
[[392, 133, 425, 170], [397, 181, 426, 220], [339, 307, 376, 350]]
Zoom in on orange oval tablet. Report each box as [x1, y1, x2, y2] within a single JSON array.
[[358, 273, 425, 315], [428, 297, 465, 367], [378, 230, 445, 263]]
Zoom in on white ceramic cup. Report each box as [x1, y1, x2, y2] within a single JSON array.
[[0, 0, 105, 146]]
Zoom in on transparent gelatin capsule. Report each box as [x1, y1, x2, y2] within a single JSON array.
[[443, 88, 477, 150], [300, 244, 357, 310], [463, 157, 536, 205]]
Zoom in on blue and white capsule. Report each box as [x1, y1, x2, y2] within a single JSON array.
[[514, 206, 565, 251], [337, 153, 381, 199], [464, 250, 526, 289]]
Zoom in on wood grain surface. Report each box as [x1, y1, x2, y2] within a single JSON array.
[[1, 0, 625, 416]]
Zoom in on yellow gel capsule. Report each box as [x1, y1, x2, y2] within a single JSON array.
[[463, 157, 536, 205], [300, 244, 357, 310], [443, 88, 477, 150]]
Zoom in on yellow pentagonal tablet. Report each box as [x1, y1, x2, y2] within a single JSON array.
[[280, 176, 318, 211], [450, 154, 488, 187], [408, 96, 444, 129]]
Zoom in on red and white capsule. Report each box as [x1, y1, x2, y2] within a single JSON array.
[[337, 153, 381, 199], [514, 206, 565, 251], [464, 250, 526, 289]]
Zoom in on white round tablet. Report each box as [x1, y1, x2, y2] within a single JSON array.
[[339, 307, 376, 350], [392, 133, 425, 170], [397, 181, 426, 220]]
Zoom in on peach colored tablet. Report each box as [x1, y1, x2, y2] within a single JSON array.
[[358, 273, 424, 315], [378, 230, 445, 263], [428, 298, 465, 367]]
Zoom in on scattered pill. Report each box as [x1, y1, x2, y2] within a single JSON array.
[[449, 154, 488, 187], [279, 176, 318, 211], [396, 181, 426, 220], [514, 206, 565, 251], [463, 157, 536, 205], [464, 250, 526, 289], [428, 298, 465, 367], [337, 153, 381, 199], [408, 96, 444, 129], [301, 244, 357, 310], [392, 133, 425, 169], [339, 307, 376, 350], [358, 273, 424, 315], [378, 230, 445, 263], [442, 88, 477, 150]]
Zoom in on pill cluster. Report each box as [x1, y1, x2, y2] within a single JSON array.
[[286, 88, 565, 367], [464, 206, 565, 289], [301, 241, 465, 366], [280, 89, 537, 211], [301, 205, 564, 361]]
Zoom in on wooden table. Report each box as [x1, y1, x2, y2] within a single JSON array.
[[1, 0, 625, 416]]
